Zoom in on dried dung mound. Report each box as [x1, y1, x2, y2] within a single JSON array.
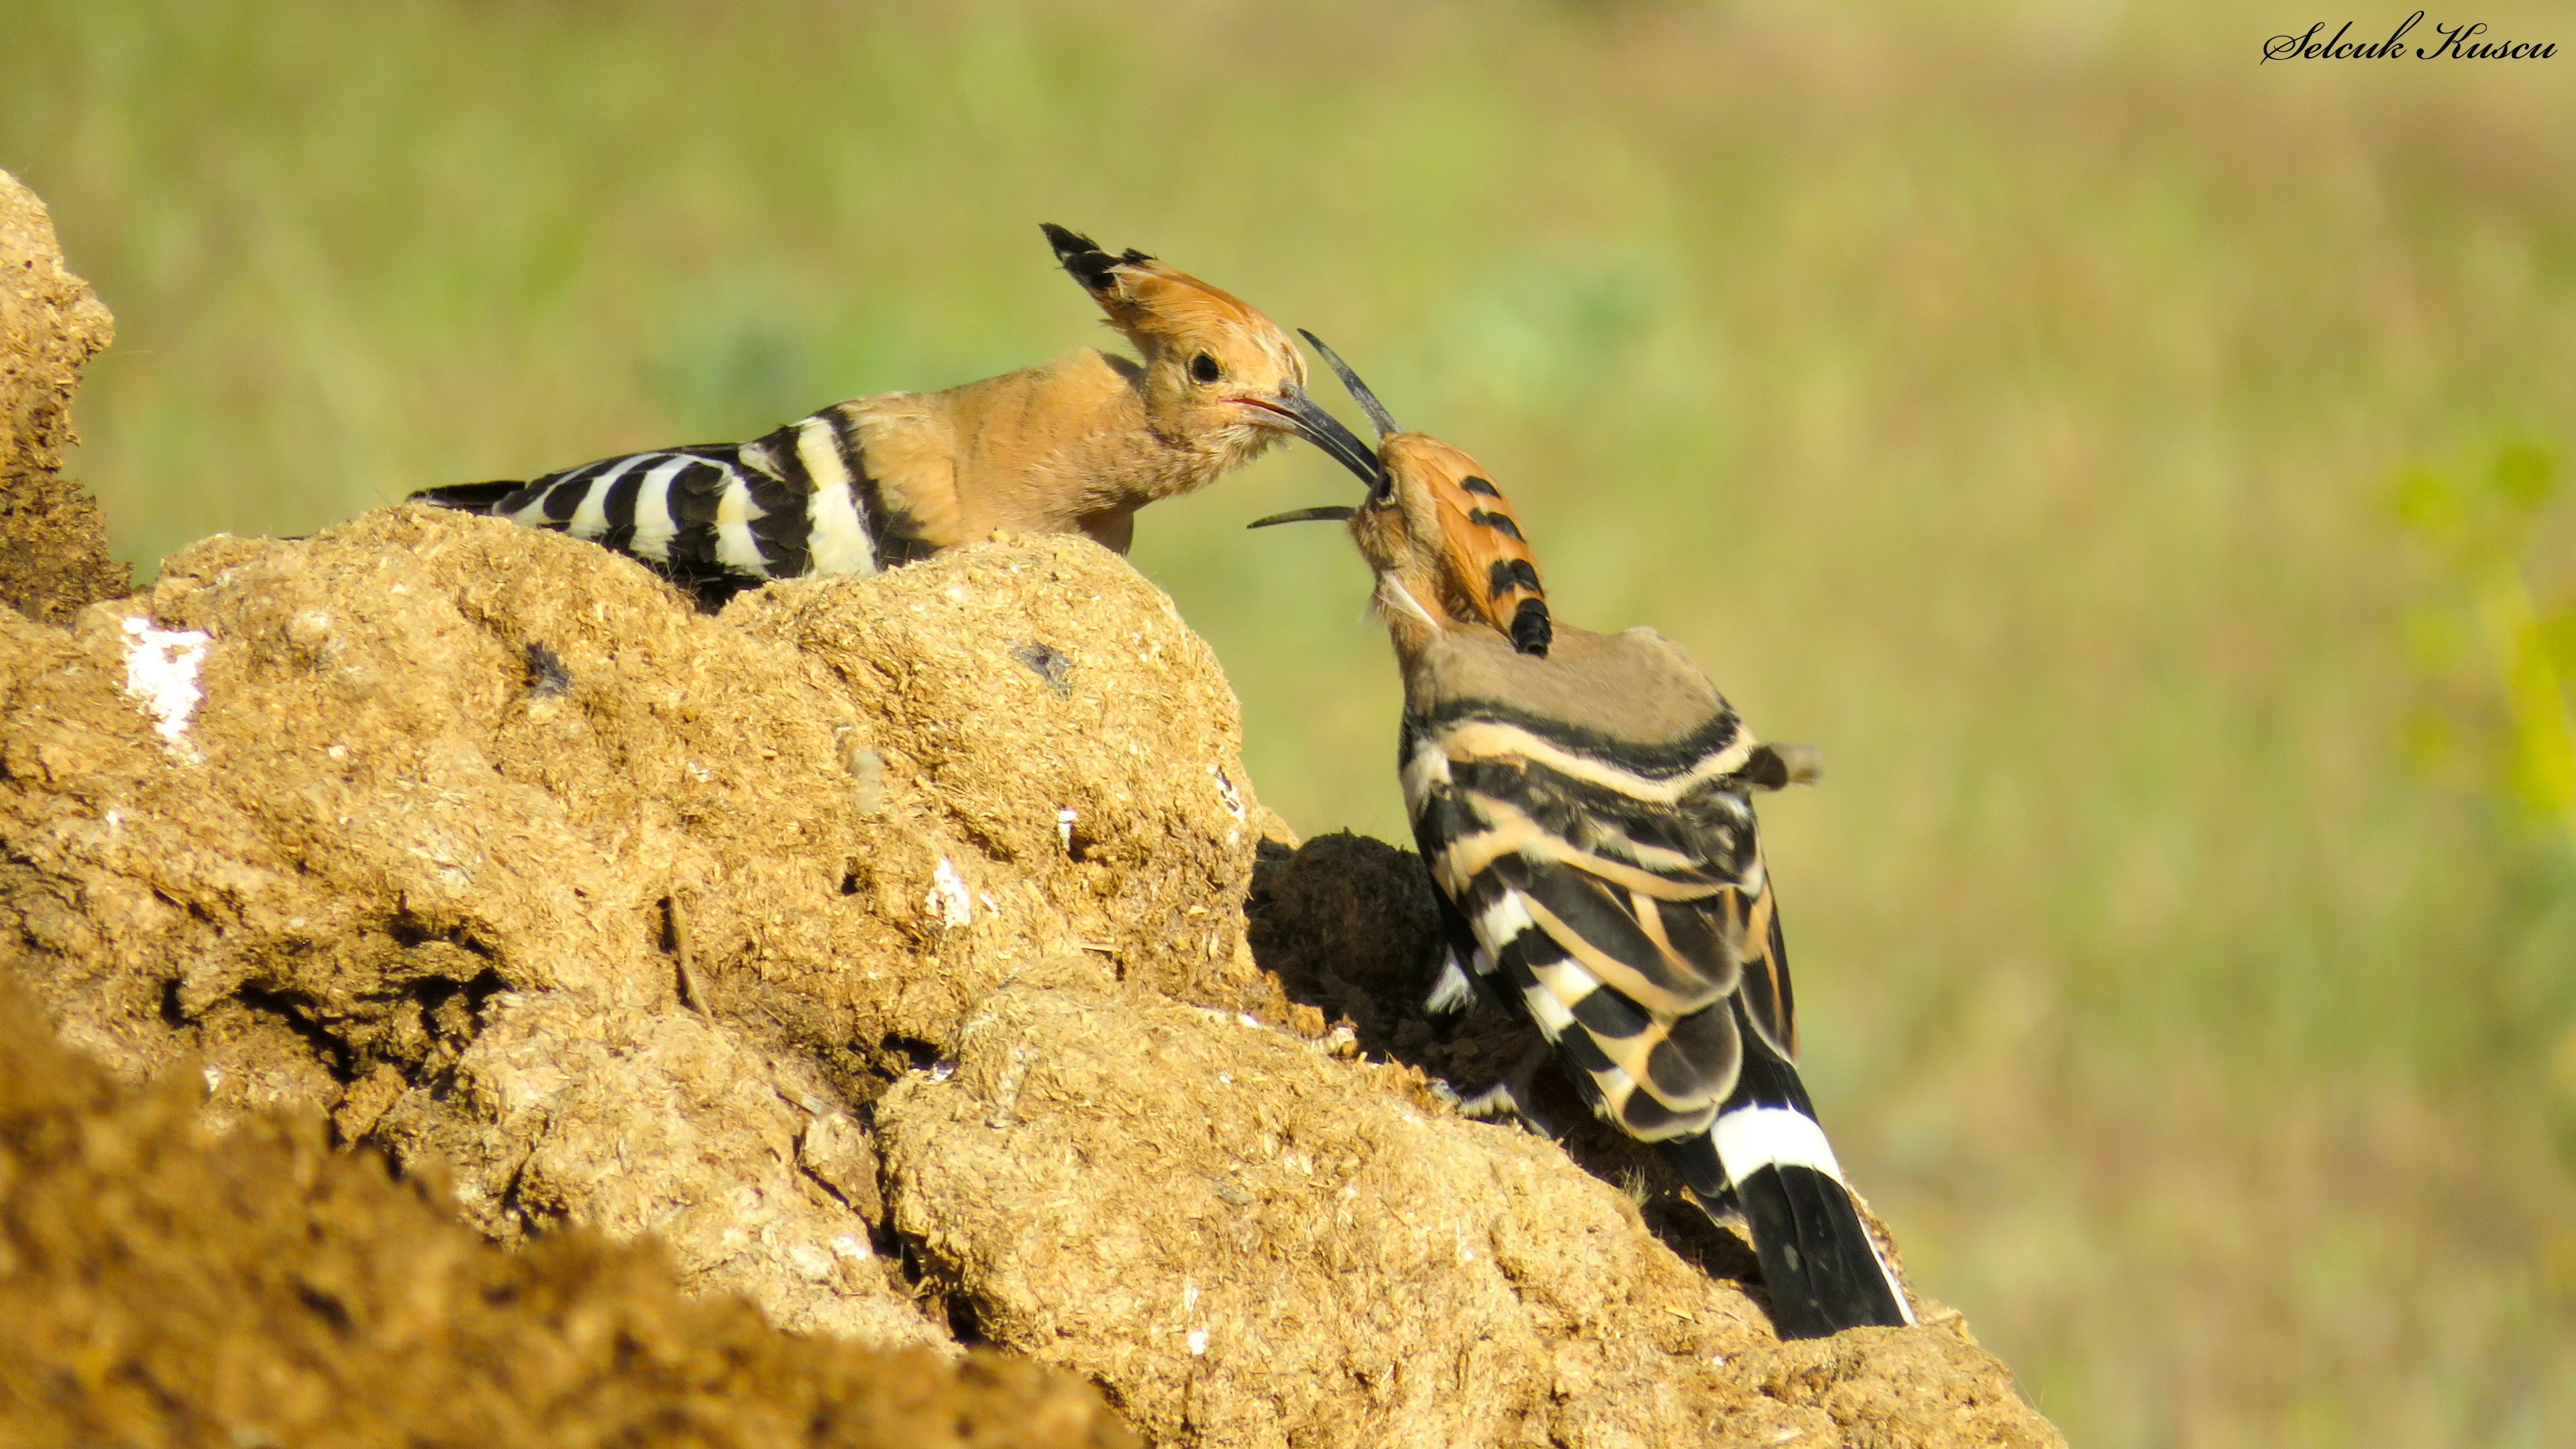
[[0, 172, 2061, 1446], [0, 513, 1283, 1349], [0, 168, 128, 624], [0, 975, 1133, 1449]]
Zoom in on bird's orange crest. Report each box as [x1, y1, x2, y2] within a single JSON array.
[[1381, 433, 1552, 656], [1041, 223, 1283, 346]]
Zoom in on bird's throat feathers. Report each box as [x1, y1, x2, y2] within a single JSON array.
[[1373, 570, 1449, 658]]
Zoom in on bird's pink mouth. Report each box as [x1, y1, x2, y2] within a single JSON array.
[[1230, 386, 1381, 486], [1231, 395, 1299, 423]]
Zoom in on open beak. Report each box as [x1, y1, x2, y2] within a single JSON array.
[[1297, 330, 1402, 439], [1234, 382, 1383, 490]]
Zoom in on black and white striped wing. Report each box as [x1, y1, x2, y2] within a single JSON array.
[[415, 408, 916, 585], [1403, 705, 1795, 1143], [1405, 700, 1913, 1336]]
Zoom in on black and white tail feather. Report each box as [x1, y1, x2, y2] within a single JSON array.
[[413, 407, 924, 606], [1405, 698, 1913, 1339]]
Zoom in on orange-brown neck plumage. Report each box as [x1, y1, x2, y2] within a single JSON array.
[[932, 345, 1285, 547]]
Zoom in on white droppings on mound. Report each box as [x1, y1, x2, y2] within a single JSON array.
[[930, 856, 974, 928], [118, 614, 209, 754]]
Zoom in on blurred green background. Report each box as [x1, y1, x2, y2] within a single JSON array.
[[7, 0, 2575, 1441]]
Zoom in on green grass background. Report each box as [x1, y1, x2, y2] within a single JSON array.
[[8, 1, 2575, 1441]]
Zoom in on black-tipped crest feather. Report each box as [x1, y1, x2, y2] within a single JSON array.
[[1510, 597, 1553, 657], [1040, 222, 1152, 293]]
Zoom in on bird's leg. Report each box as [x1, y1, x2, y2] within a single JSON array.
[[1421, 943, 1479, 1020], [1453, 1039, 1566, 1140]]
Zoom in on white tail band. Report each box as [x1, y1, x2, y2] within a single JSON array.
[[1713, 1105, 1846, 1185]]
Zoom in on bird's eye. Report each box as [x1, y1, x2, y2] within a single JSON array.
[[1190, 352, 1222, 384]]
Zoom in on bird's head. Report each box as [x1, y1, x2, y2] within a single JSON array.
[[1042, 223, 1322, 474], [1248, 331, 1552, 658]]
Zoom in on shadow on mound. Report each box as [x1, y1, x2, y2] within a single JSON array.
[[1246, 830, 1774, 1293]]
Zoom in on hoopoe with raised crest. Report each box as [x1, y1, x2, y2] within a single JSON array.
[[1252, 333, 1912, 1339], [415, 225, 1346, 602]]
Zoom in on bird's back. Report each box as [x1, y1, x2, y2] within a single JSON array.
[[1400, 623, 1753, 791], [1397, 623, 1786, 1127]]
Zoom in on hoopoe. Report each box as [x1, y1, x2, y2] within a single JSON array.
[[414, 225, 1344, 602], [1252, 335, 1913, 1339]]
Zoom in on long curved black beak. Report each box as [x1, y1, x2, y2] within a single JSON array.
[[1297, 330, 1401, 439], [1238, 382, 1383, 490], [1246, 504, 1357, 529]]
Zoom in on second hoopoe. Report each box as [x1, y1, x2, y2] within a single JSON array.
[[1253, 335, 1913, 1340], [415, 225, 1348, 602]]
